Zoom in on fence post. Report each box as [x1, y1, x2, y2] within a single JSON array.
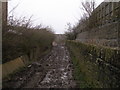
[[1, 1, 8, 32], [118, 2, 120, 49]]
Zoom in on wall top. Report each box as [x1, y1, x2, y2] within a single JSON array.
[[104, 0, 120, 2], [0, 0, 10, 2]]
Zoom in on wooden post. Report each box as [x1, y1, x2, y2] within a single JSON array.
[[2, 1, 8, 32], [0, 1, 2, 32], [118, 1, 120, 48], [0, 1, 2, 89], [0, 1, 7, 64]]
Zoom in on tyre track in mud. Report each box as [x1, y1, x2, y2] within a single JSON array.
[[3, 45, 76, 88]]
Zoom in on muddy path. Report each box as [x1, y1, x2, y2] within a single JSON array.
[[3, 45, 76, 88]]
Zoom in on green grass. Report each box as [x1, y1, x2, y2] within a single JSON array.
[[69, 46, 92, 88]]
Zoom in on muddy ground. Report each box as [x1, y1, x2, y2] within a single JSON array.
[[3, 45, 77, 88]]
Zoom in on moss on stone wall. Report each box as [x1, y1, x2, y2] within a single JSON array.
[[66, 40, 120, 88]]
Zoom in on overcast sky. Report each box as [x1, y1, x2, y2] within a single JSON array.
[[8, 0, 104, 34]]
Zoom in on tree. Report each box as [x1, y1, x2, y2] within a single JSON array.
[[81, 0, 96, 18], [79, 0, 97, 30], [65, 0, 97, 40]]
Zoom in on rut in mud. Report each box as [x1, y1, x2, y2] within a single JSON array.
[[3, 45, 76, 88]]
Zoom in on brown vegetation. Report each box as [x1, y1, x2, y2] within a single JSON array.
[[2, 15, 55, 63]]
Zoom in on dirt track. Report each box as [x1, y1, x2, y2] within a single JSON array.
[[3, 45, 76, 88]]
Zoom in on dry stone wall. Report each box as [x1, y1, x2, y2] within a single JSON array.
[[67, 40, 120, 88], [76, 21, 119, 48]]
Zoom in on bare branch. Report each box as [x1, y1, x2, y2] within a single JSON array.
[[81, 0, 96, 17]]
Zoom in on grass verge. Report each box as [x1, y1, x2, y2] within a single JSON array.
[[68, 45, 92, 88]]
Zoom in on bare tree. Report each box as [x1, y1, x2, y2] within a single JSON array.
[[80, 0, 97, 30], [81, 0, 96, 17]]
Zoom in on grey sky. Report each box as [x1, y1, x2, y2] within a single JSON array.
[[8, 0, 103, 34]]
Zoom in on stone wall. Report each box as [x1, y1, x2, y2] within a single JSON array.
[[66, 40, 120, 88], [76, 21, 119, 48], [76, 2, 120, 48]]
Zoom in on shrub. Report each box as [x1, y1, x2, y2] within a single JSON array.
[[2, 16, 55, 63]]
